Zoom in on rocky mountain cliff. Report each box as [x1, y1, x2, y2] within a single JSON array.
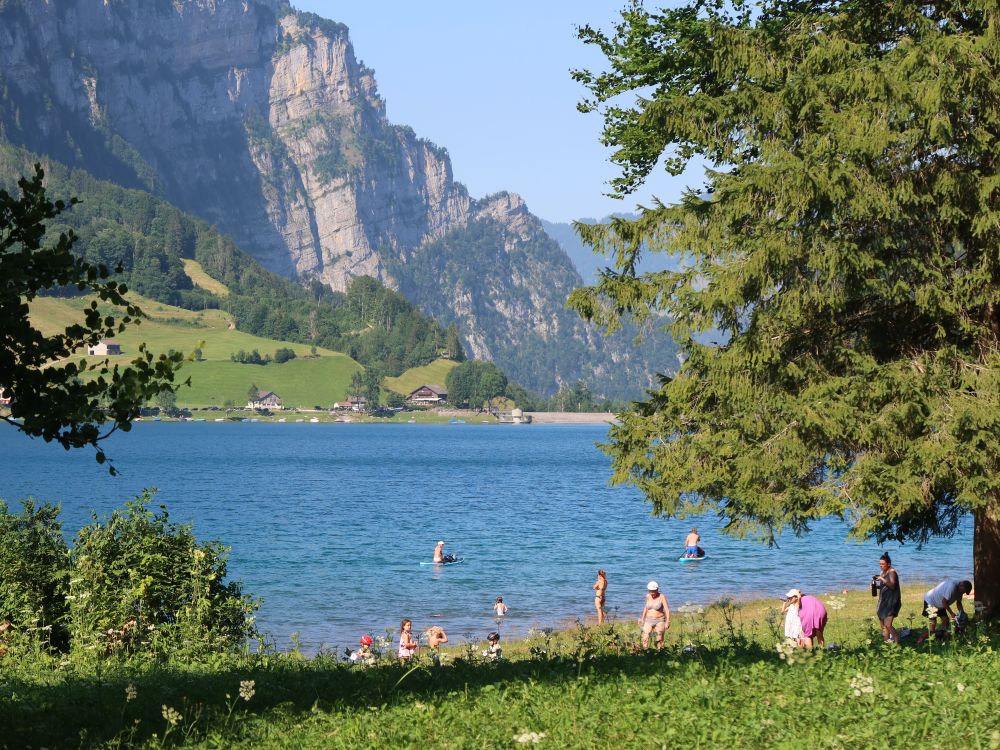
[[0, 0, 677, 397]]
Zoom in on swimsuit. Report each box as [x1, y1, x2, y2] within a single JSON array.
[[398, 635, 416, 658], [645, 596, 666, 620]]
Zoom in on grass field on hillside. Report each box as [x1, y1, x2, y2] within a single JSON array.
[[384, 358, 457, 395], [181, 258, 230, 297], [29, 296, 363, 407], [2, 587, 997, 749], [176, 357, 360, 407]]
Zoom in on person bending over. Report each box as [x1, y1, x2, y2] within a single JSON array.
[[923, 579, 973, 637]]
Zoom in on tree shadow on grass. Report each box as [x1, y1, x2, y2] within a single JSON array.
[[3, 630, 993, 748], [0, 644, 757, 748]]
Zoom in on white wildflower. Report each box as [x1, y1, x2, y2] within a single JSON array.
[[513, 731, 546, 745], [239, 679, 256, 701], [125, 684, 137, 702], [849, 673, 874, 697], [825, 596, 846, 612], [161, 705, 182, 726], [956, 683, 966, 693]]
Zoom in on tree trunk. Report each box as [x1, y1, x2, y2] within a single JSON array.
[[973, 502, 1000, 620]]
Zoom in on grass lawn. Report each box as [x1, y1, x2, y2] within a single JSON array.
[[29, 295, 363, 407], [2, 587, 997, 749], [29, 298, 469, 410], [384, 359, 458, 395]]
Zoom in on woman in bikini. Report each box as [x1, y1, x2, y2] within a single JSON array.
[[593, 570, 608, 624], [639, 580, 670, 649]]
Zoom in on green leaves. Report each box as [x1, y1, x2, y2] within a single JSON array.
[[571, 2, 1000, 593], [0, 165, 185, 471], [67, 490, 260, 659]]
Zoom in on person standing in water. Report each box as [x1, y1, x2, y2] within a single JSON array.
[[493, 596, 508, 618], [684, 528, 701, 558], [593, 569, 608, 624]]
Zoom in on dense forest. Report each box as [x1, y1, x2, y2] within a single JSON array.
[[0, 144, 459, 377]]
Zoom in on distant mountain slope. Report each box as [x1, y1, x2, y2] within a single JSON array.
[[0, 142, 453, 378], [541, 214, 684, 286], [0, 0, 678, 397]]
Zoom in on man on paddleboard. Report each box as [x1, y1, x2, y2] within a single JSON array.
[[433, 540, 457, 563], [684, 528, 701, 558]]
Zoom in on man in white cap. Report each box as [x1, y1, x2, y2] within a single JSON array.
[[639, 580, 670, 649], [433, 540, 456, 563]]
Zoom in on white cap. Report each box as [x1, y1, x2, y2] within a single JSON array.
[[437, 540, 444, 545], [647, 581, 659, 591], [784, 588, 801, 599]]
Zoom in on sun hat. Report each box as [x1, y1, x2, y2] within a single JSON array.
[[647, 581, 659, 591], [437, 540, 445, 545], [784, 588, 802, 599], [360, 634, 373, 646]]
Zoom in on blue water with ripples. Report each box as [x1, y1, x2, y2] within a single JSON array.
[[0, 422, 972, 650]]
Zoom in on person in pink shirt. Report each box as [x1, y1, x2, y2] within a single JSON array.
[[784, 588, 827, 648]]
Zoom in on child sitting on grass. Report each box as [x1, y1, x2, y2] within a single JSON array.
[[482, 631, 502, 661], [349, 634, 376, 666]]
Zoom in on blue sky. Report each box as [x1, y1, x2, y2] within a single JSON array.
[[292, 1, 695, 223]]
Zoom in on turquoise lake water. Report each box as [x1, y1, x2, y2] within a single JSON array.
[[0, 422, 973, 650]]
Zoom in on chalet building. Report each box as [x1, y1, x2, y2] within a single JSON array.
[[332, 397, 367, 412], [248, 391, 283, 410], [87, 340, 122, 356], [406, 384, 448, 404]]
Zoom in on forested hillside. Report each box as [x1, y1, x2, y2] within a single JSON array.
[[401, 216, 680, 399], [0, 144, 458, 377]]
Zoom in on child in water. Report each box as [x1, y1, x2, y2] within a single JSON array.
[[482, 631, 502, 661], [493, 596, 508, 618]]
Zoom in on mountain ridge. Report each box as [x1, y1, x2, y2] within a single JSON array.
[[0, 0, 678, 397]]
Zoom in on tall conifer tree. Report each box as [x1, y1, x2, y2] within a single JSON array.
[[572, 1, 1000, 614]]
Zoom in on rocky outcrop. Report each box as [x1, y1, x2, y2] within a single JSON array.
[[0, 0, 676, 396]]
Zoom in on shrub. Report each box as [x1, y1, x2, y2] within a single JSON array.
[[273, 347, 297, 364], [68, 490, 259, 658], [0, 499, 70, 650]]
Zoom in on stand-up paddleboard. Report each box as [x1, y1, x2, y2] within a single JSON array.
[[419, 558, 465, 566], [677, 554, 708, 562]]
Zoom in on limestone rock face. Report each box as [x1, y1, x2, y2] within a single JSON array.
[[0, 0, 675, 396]]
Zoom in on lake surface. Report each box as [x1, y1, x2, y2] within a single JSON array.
[[0, 422, 973, 651]]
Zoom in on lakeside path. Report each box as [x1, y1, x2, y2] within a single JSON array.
[[525, 411, 619, 424]]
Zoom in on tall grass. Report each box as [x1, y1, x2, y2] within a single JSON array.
[[2, 588, 998, 748]]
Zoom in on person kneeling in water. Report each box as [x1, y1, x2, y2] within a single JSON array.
[[433, 540, 457, 563]]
